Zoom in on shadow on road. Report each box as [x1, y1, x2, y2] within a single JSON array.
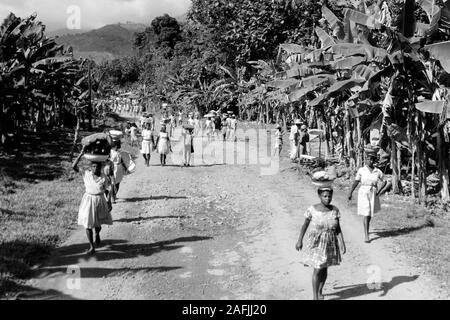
[[121, 196, 187, 203], [327, 275, 420, 300], [36, 266, 182, 279], [42, 236, 213, 268], [115, 215, 190, 223], [370, 224, 432, 242]]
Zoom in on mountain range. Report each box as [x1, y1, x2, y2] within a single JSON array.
[[53, 15, 187, 64]]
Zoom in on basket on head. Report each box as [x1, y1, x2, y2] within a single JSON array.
[[109, 130, 123, 141], [84, 154, 109, 163]]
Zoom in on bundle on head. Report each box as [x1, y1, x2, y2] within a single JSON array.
[[81, 133, 113, 156]]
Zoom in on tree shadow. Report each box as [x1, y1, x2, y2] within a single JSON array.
[[114, 215, 189, 223], [121, 196, 187, 203], [36, 266, 182, 279], [44, 236, 213, 267], [0, 129, 73, 183], [370, 224, 432, 242], [326, 275, 420, 300]]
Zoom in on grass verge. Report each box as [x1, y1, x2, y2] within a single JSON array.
[[0, 113, 138, 299]]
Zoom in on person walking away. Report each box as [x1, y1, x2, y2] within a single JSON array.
[[110, 140, 127, 200], [297, 124, 310, 161], [274, 124, 283, 157], [221, 115, 228, 141], [130, 123, 139, 148], [229, 115, 238, 141], [296, 177, 346, 300], [194, 114, 201, 136], [205, 116, 214, 142], [182, 126, 194, 166], [348, 147, 388, 243], [156, 124, 171, 166], [290, 120, 302, 161], [214, 115, 222, 140], [170, 114, 176, 136], [141, 122, 155, 167], [178, 111, 183, 127], [73, 147, 113, 255]]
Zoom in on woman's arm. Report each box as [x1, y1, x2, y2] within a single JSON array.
[[295, 218, 311, 251], [336, 220, 346, 254], [72, 145, 86, 172], [348, 180, 360, 200]]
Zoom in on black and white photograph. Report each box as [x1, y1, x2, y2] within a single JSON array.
[[1, 0, 450, 303]]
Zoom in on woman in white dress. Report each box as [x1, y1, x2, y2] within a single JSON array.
[[205, 116, 214, 142], [348, 149, 388, 243], [141, 122, 155, 167], [156, 125, 171, 166], [73, 146, 113, 255]]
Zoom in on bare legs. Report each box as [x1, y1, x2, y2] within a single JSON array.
[[364, 216, 372, 243], [143, 154, 150, 166], [312, 268, 328, 300], [85, 227, 103, 255], [160, 154, 167, 166]]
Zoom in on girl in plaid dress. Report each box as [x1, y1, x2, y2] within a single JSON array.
[[296, 186, 346, 300]]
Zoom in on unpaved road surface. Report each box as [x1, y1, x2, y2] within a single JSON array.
[[25, 127, 449, 300]]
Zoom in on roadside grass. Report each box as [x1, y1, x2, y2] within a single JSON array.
[[0, 113, 137, 298]]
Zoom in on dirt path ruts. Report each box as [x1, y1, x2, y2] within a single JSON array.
[[25, 129, 447, 300]]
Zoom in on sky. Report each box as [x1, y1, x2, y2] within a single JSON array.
[[0, 0, 191, 31]]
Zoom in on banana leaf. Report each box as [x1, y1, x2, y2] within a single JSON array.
[[266, 78, 300, 89], [300, 74, 336, 88], [326, 43, 388, 60], [424, 41, 450, 73], [420, 0, 441, 21], [343, 8, 378, 29], [315, 27, 336, 48], [322, 5, 345, 40], [415, 100, 447, 115], [332, 56, 366, 70], [279, 43, 305, 54], [352, 64, 377, 81], [32, 56, 72, 67]]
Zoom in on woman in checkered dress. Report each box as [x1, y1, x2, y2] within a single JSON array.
[[296, 187, 346, 300]]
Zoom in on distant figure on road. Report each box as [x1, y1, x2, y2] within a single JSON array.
[[182, 126, 194, 167], [274, 124, 283, 157], [141, 122, 155, 167], [296, 177, 346, 300], [156, 124, 171, 166]]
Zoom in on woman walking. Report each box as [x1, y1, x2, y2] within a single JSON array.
[[182, 126, 194, 167], [348, 147, 388, 243], [130, 123, 139, 148], [141, 122, 155, 167], [296, 175, 346, 300], [73, 146, 113, 255], [205, 115, 214, 142], [110, 140, 127, 200], [274, 124, 283, 156], [156, 124, 171, 166]]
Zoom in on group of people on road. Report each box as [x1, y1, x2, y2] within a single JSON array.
[[203, 111, 238, 142]]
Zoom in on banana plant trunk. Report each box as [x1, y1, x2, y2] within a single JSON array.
[[437, 129, 450, 202], [391, 138, 401, 194]]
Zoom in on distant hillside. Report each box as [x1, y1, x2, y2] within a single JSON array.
[[55, 23, 146, 63]]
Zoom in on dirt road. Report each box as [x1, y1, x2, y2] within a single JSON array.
[[25, 128, 448, 300]]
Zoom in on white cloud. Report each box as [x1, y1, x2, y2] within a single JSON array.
[[0, 0, 191, 30]]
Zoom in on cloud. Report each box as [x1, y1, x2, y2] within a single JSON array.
[[0, 0, 191, 30]]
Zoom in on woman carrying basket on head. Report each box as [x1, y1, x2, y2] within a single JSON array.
[[348, 145, 388, 243], [73, 140, 113, 255], [296, 170, 346, 300]]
